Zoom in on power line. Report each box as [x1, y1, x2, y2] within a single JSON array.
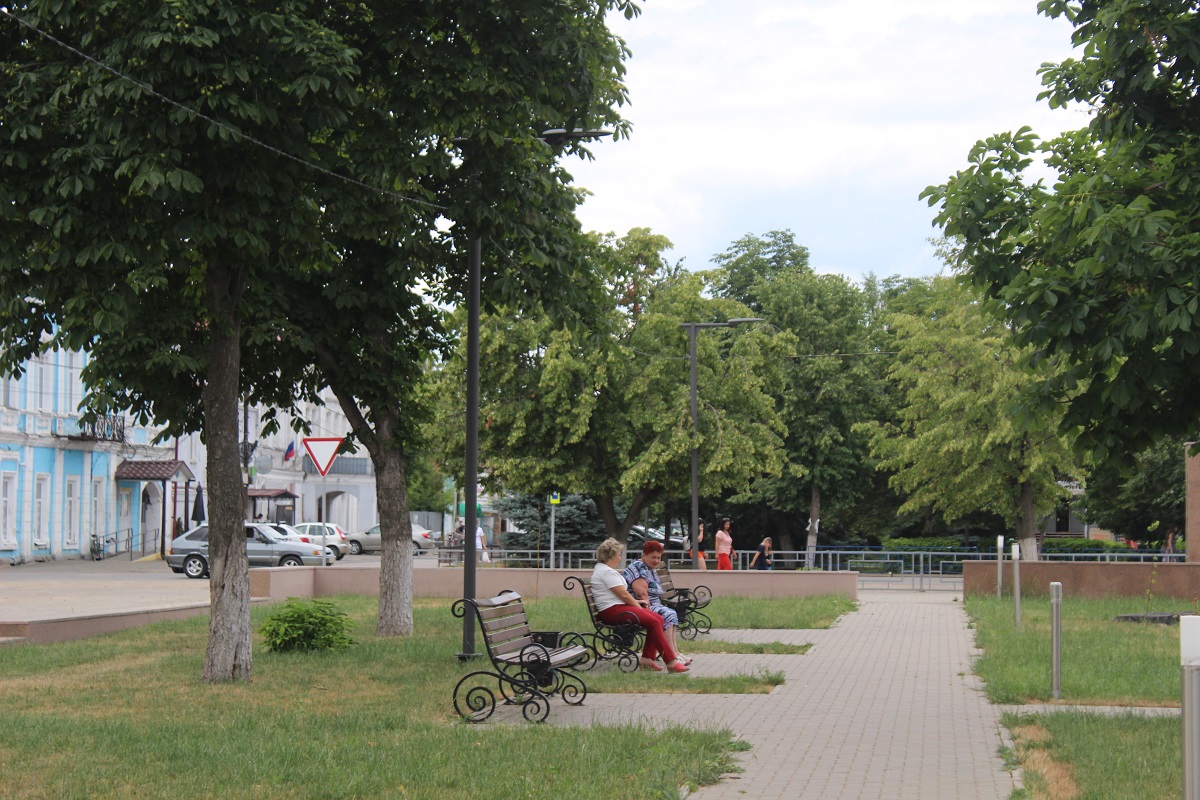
[[0, 7, 445, 212]]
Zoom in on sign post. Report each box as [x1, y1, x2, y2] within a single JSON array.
[[303, 438, 343, 566], [549, 492, 560, 569]]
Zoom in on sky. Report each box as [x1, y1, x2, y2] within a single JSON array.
[[567, 0, 1090, 284]]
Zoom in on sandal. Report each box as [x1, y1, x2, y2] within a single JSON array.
[[678, 656, 694, 666], [639, 659, 664, 672], [667, 661, 690, 674]]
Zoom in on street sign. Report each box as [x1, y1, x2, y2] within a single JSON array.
[[550, 492, 560, 505], [303, 437, 343, 477]]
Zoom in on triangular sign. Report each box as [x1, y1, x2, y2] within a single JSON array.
[[303, 437, 343, 477]]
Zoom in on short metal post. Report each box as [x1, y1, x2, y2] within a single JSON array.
[[1050, 582, 1062, 699], [1183, 616, 1200, 800], [996, 535, 1004, 598], [1011, 543, 1021, 631]]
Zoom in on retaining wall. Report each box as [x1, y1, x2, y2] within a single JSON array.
[[964, 560, 1200, 599], [249, 565, 859, 603]]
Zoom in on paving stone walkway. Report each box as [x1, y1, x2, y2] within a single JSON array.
[[550, 590, 1019, 799]]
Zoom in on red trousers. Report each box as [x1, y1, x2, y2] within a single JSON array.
[[597, 603, 676, 662], [717, 553, 732, 570]]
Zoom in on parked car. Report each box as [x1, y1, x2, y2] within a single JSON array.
[[347, 522, 435, 555], [292, 522, 350, 560], [166, 523, 332, 579], [628, 525, 688, 552]]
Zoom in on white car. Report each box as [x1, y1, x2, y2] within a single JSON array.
[[291, 522, 350, 560], [348, 522, 436, 555], [167, 523, 332, 578]]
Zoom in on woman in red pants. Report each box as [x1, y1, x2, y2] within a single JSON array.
[[716, 517, 734, 570], [589, 538, 689, 673]]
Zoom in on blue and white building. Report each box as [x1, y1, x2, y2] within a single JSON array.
[[0, 349, 380, 564]]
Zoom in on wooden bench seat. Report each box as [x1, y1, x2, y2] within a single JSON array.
[[451, 590, 589, 723], [563, 575, 643, 672], [656, 562, 713, 639]]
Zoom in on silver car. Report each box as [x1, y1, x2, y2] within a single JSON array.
[[166, 523, 332, 579], [347, 522, 435, 555], [291, 522, 350, 560]]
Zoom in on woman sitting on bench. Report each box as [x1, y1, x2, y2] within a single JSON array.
[[590, 538, 690, 673]]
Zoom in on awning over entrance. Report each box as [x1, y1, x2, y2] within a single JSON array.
[[114, 460, 196, 482], [247, 488, 299, 500]]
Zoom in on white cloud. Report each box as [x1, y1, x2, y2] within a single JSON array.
[[570, 0, 1087, 280]]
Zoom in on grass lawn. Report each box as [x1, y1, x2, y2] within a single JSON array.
[[0, 593, 850, 799], [965, 595, 1184, 705], [967, 595, 1187, 798]]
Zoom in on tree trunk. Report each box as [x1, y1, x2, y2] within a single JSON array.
[[593, 488, 653, 544], [1016, 477, 1040, 562], [374, 443, 414, 637], [805, 484, 821, 568], [775, 517, 793, 569], [202, 264, 252, 683]]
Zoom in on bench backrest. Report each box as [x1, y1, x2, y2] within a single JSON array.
[[472, 591, 536, 661]]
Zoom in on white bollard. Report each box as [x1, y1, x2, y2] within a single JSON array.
[[996, 535, 1004, 599], [1183, 616, 1200, 799], [1012, 543, 1021, 630]]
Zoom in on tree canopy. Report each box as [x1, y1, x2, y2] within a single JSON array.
[[923, 0, 1200, 461]]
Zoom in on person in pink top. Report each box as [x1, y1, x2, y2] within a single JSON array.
[[715, 517, 734, 570]]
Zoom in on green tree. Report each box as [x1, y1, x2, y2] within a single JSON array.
[[708, 231, 885, 557], [0, 0, 640, 662], [453, 229, 788, 542], [923, 0, 1200, 461], [1082, 436, 1186, 544], [0, 0, 369, 681], [857, 277, 1080, 559], [493, 493, 608, 553]]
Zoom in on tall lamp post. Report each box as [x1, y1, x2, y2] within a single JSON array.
[[680, 318, 763, 569], [458, 128, 611, 660]]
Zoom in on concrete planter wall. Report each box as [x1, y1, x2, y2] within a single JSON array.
[[249, 566, 859, 603], [964, 560, 1200, 599]]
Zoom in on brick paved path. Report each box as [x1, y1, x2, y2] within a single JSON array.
[[552, 590, 1019, 799]]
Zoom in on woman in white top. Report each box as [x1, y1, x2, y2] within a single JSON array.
[[589, 538, 689, 673]]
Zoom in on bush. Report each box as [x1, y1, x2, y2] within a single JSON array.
[[882, 537, 965, 551], [1040, 537, 1131, 554], [260, 598, 355, 653]]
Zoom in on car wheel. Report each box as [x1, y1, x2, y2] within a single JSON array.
[[333, 548, 345, 560], [349, 541, 363, 555], [279, 555, 303, 567], [183, 554, 208, 579]]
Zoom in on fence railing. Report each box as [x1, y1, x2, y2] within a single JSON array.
[[431, 545, 1185, 573]]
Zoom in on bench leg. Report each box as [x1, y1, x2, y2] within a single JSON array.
[[454, 670, 552, 724]]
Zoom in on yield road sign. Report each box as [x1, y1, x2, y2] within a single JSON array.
[[303, 437, 343, 477]]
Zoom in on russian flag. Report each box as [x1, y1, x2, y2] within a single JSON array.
[[283, 441, 296, 461]]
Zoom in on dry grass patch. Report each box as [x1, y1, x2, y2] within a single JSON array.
[[1011, 724, 1081, 800]]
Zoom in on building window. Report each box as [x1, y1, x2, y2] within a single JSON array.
[[92, 478, 105, 538], [0, 473, 15, 548], [34, 473, 50, 545], [64, 476, 80, 547]]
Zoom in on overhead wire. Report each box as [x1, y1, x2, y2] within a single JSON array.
[[0, 7, 446, 212]]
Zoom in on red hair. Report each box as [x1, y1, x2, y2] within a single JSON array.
[[642, 540, 664, 556]]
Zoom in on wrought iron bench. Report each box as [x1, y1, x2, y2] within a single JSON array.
[[656, 562, 713, 640], [451, 590, 590, 723], [563, 575, 643, 673]]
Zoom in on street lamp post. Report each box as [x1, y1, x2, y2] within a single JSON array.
[[680, 318, 763, 569], [458, 127, 611, 660]]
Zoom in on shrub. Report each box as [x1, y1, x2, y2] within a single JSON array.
[[882, 537, 964, 551], [1040, 537, 1131, 554], [260, 598, 355, 653]]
